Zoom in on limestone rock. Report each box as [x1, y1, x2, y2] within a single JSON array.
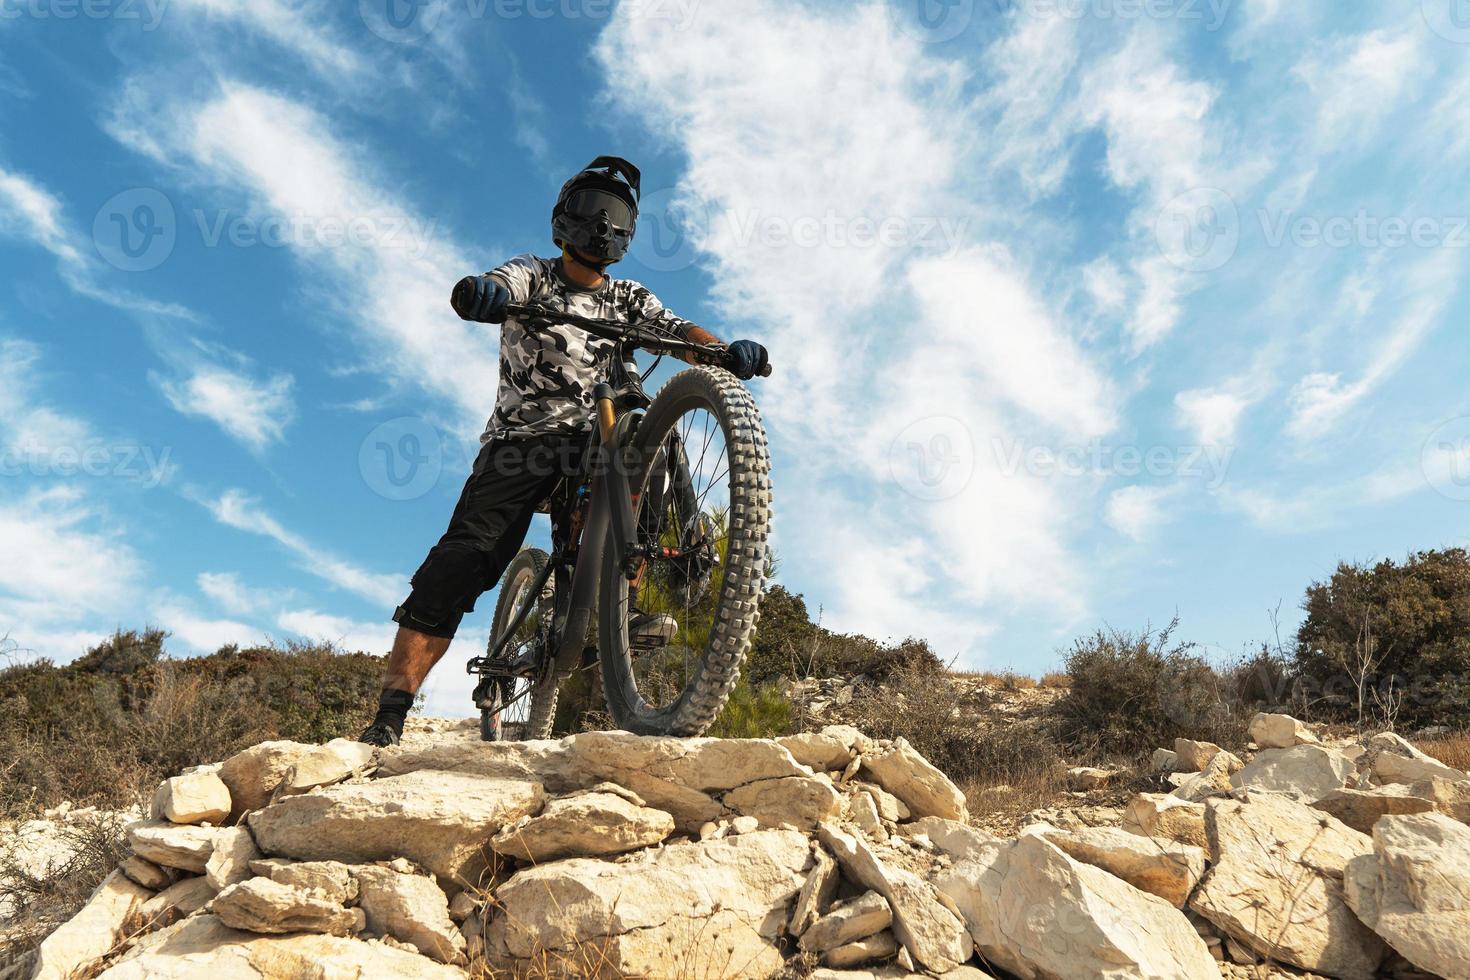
[[356, 866, 467, 965], [488, 830, 810, 978], [248, 769, 544, 887], [128, 821, 225, 873], [1170, 750, 1238, 803], [1248, 712, 1320, 749], [854, 783, 910, 823], [93, 914, 464, 979], [378, 730, 811, 832], [1066, 766, 1118, 791], [790, 843, 841, 936], [490, 788, 673, 863], [780, 726, 869, 771], [848, 790, 886, 840], [277, 739, 375, 796], [205, 827, 262, 890], [799, 891, 892, 952], [255, 859, 358, 903], [1042, 825, 1205, 907], [823, 929, 900, 969], [904, 816, 998, 862], [1344, 812, 1470, 980], [1121, 793, 1208, 848], [1174, 739, 1240, 774], [1313, 784, 1436, 835], [1151, 747, 1178, 772], [1231, 744, 1355, 801], [120, 854, 174, 890], [1364, 732, 1468, 785], [139, 875, 218, 925], [934, 831, 1217, 979], [726, 774, 844, 831], [218, 740, 320, 819], [1410, 776, 1470, 823], [210, 876, 363, 937], [1190, 792, 1386, 979], [817, 824, 970, 974], [32, 870, 153, 980], [858, 738, 966, 821], [153, 769, 232, 825]]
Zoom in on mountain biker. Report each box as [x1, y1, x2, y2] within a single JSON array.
[[358, 156, 769, 748]]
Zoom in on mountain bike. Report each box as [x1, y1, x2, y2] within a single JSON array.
[[467, 303, 772, 740]]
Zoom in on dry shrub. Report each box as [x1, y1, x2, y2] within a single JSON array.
[[0, 810, 132, 973], [0, 631, 383, 819], [842, 667, 1067, 794], [1055, 620, 1248, 759], [1038, 672, 1072, 689], [1418, 734, 1470, 772]]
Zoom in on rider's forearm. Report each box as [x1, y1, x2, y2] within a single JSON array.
[[683, 324, 722, 363]]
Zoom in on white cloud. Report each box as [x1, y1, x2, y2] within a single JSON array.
[[150, 601, 260, 654], [1286, 253, 1460, 440], [197, 571, 270, 616], [276, 609, 392, 655], [0, 337, 94, 457], [201, 488, 402, 607], [0, 486, 143, 632], [109, 81, 501, 440], [1175, 387, 1249, 447], [166, 0, 366, 79], [156, 363, 296, 451], [1104, 484, 1179, 540], [1292, 29, 1424, 148], [0, 168, 79, 262]]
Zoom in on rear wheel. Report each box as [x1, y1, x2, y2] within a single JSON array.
[[480, 548, 561, 741], [598, 366, 771, 735]]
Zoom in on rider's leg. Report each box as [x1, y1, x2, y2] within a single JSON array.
[[359, 439, 563, 747]]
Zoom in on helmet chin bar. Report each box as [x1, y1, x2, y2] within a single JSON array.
[[561, 243, 616, 273]]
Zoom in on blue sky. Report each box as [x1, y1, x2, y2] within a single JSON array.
[[2, 0, 1468, 714]]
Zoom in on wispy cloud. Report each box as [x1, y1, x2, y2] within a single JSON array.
[[109, 81, 501, 440], [199, 488, 401, 606], [155, 361, 296, 451]]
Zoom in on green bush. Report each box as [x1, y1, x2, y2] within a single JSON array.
[[708, 682, 795, 739], [1054, 620, 1245, 758], [1295, 549, 1470, 728]]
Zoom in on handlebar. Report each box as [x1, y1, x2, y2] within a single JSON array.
[[504, 302, 771, 378]]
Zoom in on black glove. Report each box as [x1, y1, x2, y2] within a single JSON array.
[[727, 339, 769, 380], [451, 275, 510, 324]]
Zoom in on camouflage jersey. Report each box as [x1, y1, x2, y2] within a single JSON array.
[[482, 254, 696, 442]]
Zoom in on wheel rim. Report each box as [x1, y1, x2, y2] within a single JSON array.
[[489, 566, 548, 737], [626, 406, 733, 712]]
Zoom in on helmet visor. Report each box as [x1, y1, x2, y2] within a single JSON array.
[[564, 189, 636, 231]]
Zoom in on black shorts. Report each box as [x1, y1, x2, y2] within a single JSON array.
[[392, 433, 589, 640]]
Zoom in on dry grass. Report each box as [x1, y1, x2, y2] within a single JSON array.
[[1038, 671, 1072, 689], [1417, 734, 1470, 772], [0, 809, 133, 975]]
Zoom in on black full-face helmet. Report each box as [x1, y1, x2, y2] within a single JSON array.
[[552, 156, 641, 267]]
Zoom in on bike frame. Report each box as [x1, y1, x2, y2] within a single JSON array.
[[469, 303, 730, 700]]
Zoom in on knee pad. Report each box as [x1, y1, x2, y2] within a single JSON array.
[[394, 547, 486, 639]]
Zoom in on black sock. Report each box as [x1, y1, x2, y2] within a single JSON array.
[[371, 688, 415, 736]]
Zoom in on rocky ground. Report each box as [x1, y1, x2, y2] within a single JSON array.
[[6, 711, 1470, 979]]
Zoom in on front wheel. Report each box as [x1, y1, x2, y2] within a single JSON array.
[[598, 366, 772, 736], [480, 548, 561, 741]]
